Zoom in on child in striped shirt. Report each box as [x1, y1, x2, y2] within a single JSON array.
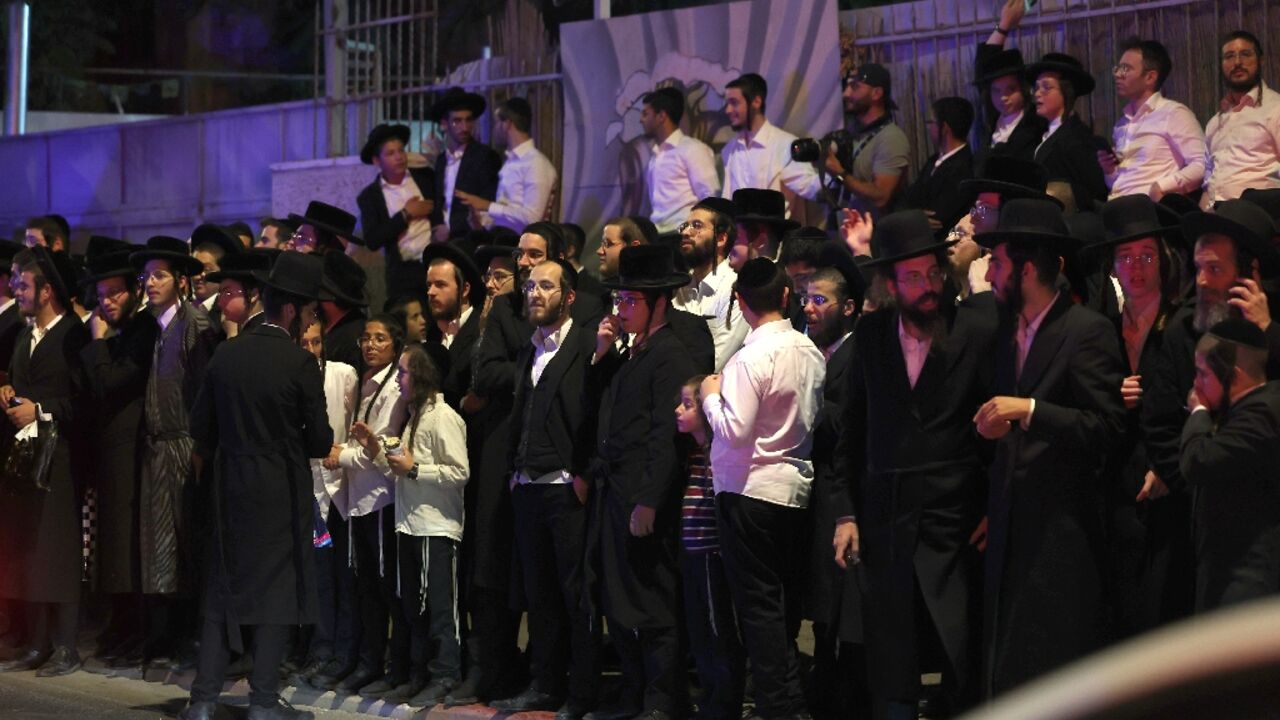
[[675, 376, 745, 720]]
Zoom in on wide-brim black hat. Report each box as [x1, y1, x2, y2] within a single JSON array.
[[1183, 200, 1280, 278], [360, 124, 411, 164], [288, 201, 362, 245], [975, 198, 1077, 250], [84, 235, 132, 260], [191, 223, 243, 258], [817, 241, 868, 308], [473, 234, 518, 269], [319, 251, 369, 307], [130, 236, 205, 276], [975, 48, 1027, 86], [860, 210, 958, 267], [429, 87, 486, 123], [423, 242, 486, 308], [0, 239, 23, 266], [731, 188, 800, 231], [959, 156, 1063, 206], [693, 196, 739, 222], [1241, 188, 1280, 229], [205, 250, 273, 285], [81, 248, 141, 286], [1024, 52, 1096, 95], [1082, 194, 1184, 251], [32, 246, 77, 311], [600, 244, 689, 291], [260, 251, 326, 301]]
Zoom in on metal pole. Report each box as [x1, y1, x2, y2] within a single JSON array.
[[324, 0, 348, 157], [594, 0, 610, 20], [4, 1, 31, 136]]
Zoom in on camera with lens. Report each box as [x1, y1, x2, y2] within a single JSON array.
[[790, 129, 854, 167]]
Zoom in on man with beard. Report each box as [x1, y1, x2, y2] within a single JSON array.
[[0, 239, 25, 375], [1201, 31, 1280, 207], [429, 88, 502, 242], [826, 64, 911, 220], [1181, 319, 1280, 611], [490, 259, 601, 718], [641, 87, 720, 233], [834, 211, 993, 718], [318, 251, 369, 376], [179, 252, 333, 720], [206, 252, 272, 338], [903, 97, 975, 235], [423, 244, 483, 407], [720, 73, 822, 212], [78, 238, 158, 672], [728, 189, 798, 272], [973, 199, 1126, 695], [673, 198, 747, 371], [1142, 199, 1280, 553], [356, 123, 436, 300]]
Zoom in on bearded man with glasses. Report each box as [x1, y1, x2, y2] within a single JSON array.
[[1202, 30, 1280, 207]]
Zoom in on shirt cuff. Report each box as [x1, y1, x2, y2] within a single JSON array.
[[1019, 398, 1037, 430], [1156, 175, 1181, 194]]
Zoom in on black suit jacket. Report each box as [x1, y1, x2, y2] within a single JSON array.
[[324, 310, 367, 378], [0, 301, 22, 376], [508, 321, 600, 478], [983, 294, 1126, 696], [1033, 114, 1108, 211], [974, 44, 1046, 164], [431, 142, 503, 238], [357, 166, 436, 299], [903, 146, 975, 237], [425, 308, 481, 411]]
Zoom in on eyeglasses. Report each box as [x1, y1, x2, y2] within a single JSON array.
[[677, 219, 711, 234], [483, 270, 514, 284], [946, 226, 971, 243], [291, 229, 317, 251], [613, 294, 645, 309], [99, 286, 131, 303], [1032, 81, 1060, 95], [138, 271, 175, 284], [522, 280, 562, 296], [895, 269, 946, 288], [1112, 63, 1138, 76], [799, 293, 835, 308], [357, 334, 393, 348], [969, 201, 997, 223], [1115, 253, 1158, 267], [218, 287, 246, 299], [512, 248, 545, 263], [1222, 49, 1258, 63]]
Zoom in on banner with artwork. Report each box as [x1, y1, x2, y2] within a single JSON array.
[[559, 0, 844, 239]]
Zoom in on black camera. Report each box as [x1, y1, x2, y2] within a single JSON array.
[[790, 129, 854, 166]]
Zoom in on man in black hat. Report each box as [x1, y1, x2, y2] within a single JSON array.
[[288, 201, 361, 256], [206, 251, 272, 338], [318, 251, 370, 376], [720, 73, 822, 211], [0, 247, 89, 678], [423, 243, 484, 408], [590, 245, 698, 720], [0, 239, 25, 374], [972, 199, 1126, 695], [729, 189, 798, 273], [179, 252, 334, 720], [974, 0, 1043, 162], [673, 197, 748, 371], [835, 211, 993, 717], [356, 123, 436, 301], [1024, 52, 1108, 211], [78, 238, 157, 672], [903, 97, 975, 236], [457, 97, 557, 234], [1084, 195, 1193, 639], [1181, 318, 1280, 611], [827, 63, 910, 219], [129, 236, 220, 669], [429, 88, 502, 242], [191, 223, 243, 319], [1241, 188, 1280, 246]]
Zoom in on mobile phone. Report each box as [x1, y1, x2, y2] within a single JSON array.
[[8, 397, 23, 408], [1024, 0, 1039, 10]]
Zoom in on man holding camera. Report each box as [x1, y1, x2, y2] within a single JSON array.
[[823, 64, 910, 220]]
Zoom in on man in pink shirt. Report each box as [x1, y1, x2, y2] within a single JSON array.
[[1202, 30, 1280, 207]]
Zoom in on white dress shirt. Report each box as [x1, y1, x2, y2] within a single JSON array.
[[672, 259, 748, 372], [156, 302, 180, 331], [339, 362, 409, 516], [1108, 92, 1207, 199], [442, 145, 465, 219], [313, 360, 359, 522], [379, 173, 433, 262], [898, 317, 932, 388], [440, 306, 473, 350], [647, 129, 721, 232], [1037, 116, 1064, 154], [373, 394, 469, 539], [701, 318, 826, 508], [1202, 82, 1280, 207], [29, 312, 65, 356], [1015, 293, 1060, 427], [485, 139, 558, 232], [991, 110, 1023, 146], [721, 120, 823, 210], [514, 318, 576, 486]]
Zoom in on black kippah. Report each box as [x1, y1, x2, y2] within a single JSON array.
[[737, 257, 778, 289], [1208, 318, 1268, 350]]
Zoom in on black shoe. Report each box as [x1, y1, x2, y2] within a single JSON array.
[[358, 676, 404, 699], [97, 634, 141, 662], [556, 701, 593, 720], [584, 707, 643, 720], [307, 657, 355, 690], [409, 677, 458, 708], [382, 677, 429, 705], [491, 687, 563, 713], [334, 666, 382, 694], [246, 699, 315, 720], [177, 701, 225, 720], [286, 656, 329, 687], [225, 653, 253, 680], [35, 646, 80, 677], [629, 712, 673, 720], [81, 656, 117, 676], [169, 641, 200, 672], [443, 672, 480, 707], [0, 648, 50, 673], [108, 644, 147, 669]]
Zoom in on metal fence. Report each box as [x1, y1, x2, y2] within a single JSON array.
[[842, 0, 1280, 173]]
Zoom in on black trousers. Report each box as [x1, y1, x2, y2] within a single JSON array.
[[513, 483, 599, 706], [191, 619, 290, 707], [680, 551, 745, 720], [716, 492, 806, 719], [397, 533, 462, 680], [352, 507, 409, 681], [310, 504, 361, 664], [609, 620, 682, 716]]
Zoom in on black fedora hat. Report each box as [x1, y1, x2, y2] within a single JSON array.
[[430, 87, 487, 123], [600, 244, 690, 291], [1085, 194, 1184, 251], [191, 223, 243, 258], [1241, 188, 1280, 231], [1024, 52, 1096, 95], [81, 250, 141, 286], [693, 196, 739, 222], [975, 198, 1076, 250], [1159, 193, 1199, 218], [975, 48, 1027, 86], [473, 232, 519, 270], [319, 251, 369, 307], [959, 156, 1062, 206], [731, 189, 799, 232], [31, 246, 77, 311], [288, 201, 363, 246], [0, 239, 24, 266], [360, 123, 411, 164], [205, 251, 272, 285], [260, 251, 326, 301], [816, 241, 868, 309], [423, 242, 486, 308], [861, 210, 957, 268], [130, 236, 205, 276], [85, 235, 132, 260], [1183, 200, 1280, 278]]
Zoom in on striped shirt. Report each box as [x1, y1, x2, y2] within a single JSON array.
[[681, 447, 719, 554]]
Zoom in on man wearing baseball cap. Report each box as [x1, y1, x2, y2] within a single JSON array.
[[826, 63, 911, 220]]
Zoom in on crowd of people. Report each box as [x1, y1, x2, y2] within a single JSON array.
[[0, 4, 1279, 720]]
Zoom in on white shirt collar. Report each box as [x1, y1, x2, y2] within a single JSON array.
[[1124, 91, 1162, 120], [156, 302, 180, 330], [444, 305, 473, 337], [530, 316, 573, 351], [933, 144, 967, 169], [379, 172, 413, 189], [654, 128, 685, 152], [32, 311, 66, 339], [506, 139, 535, 161], [740, 120, 779, 149], [822, 331, 852, 361], [0, 298, 15, 316]]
